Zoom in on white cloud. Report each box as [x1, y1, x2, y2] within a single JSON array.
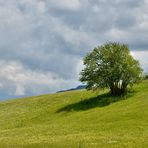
[[131, 51, 148, 72], [0, 60, 80, 97]]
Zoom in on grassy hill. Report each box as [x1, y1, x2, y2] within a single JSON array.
[[0, 81, 148, 148]]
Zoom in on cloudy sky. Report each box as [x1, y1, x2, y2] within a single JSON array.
[[0, 0, 148, 100]]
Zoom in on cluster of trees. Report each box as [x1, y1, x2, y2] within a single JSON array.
[[80, 42, 143, 96]]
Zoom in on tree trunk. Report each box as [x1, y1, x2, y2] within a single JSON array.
[[109, 81, 127, 96]]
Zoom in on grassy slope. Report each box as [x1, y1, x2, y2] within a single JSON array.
[[0, 81, 148, 148]]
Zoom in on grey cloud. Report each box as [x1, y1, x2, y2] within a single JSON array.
[[115, 12, 137, 29]]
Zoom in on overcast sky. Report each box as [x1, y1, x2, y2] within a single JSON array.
[[0, 0, 148, 100]]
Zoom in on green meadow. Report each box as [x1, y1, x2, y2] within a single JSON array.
[[0, 80, 148, 147]]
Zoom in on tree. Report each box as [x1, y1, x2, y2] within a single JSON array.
[[80, 42, 143, 96]]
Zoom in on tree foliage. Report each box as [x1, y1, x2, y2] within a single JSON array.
[[80, 42, 143, 96]]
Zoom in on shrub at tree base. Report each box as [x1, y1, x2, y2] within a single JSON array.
[[80, 42, 143, 96]]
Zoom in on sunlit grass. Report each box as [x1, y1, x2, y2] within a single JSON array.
[[0, 80, 148, 147]]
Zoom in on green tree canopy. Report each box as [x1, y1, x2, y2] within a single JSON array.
[[80, 42, 143, 96]]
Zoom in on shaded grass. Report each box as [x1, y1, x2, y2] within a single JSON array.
[[57, 92, 131, 112]]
